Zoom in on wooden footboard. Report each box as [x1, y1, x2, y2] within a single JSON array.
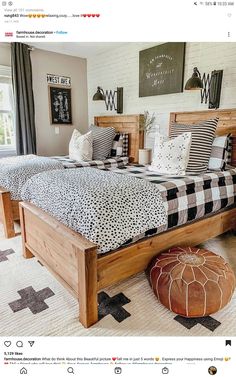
[[19, 201, 236, 328], [0, 187, 20, 238], [19, 202, 98, 328]]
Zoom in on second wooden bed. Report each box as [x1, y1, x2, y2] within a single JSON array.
[[0, 114, 144, 238]]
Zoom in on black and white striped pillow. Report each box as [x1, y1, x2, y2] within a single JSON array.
[[170, 118, 219, 174], [89, 125, 116, 160], [110, 133, 129, 157]]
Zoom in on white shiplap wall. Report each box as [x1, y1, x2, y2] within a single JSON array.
[[87, 42, 236, 148]]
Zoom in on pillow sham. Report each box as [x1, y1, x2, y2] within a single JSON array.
[[69, 130, 93, 161], [110, 133, 129, 157], [89, 124, 116, 160], [170, 118, 219, 174], [149, 132, 192, 175], [208, 134, 230, 171]]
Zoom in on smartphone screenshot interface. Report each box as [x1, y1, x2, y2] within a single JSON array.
[[0, 0, 235, 40], [0, 1, 235, 377]]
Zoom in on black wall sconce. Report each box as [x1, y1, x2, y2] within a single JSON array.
[[92, 86, 123, 114], [185, 67, 223, 109]]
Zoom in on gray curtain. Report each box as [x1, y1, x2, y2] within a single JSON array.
[[11, 42, 36, 155]]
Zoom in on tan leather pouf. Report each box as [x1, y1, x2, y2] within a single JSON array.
[[147, 246, 236, 317]]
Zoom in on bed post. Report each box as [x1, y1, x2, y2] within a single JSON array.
[[19, 203, 34, 259], [77, 246, 98, 328], [0, 189, 15, 238]]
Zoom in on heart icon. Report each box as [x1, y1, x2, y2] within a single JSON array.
[[96, 14, 100, 17], [92, 14, 95, 17], [88, 14, 91, 17], [112, 357, 117, 361], [4, 341, 11, 347]]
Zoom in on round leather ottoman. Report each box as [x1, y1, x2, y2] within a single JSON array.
[[147, 246, 236, 317]]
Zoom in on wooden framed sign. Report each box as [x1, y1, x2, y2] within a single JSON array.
[[49, 86, 72, 125], [139, 42, 186, 97], [47, 74, 71, 87]]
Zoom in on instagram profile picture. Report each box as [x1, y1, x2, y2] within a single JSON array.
[[208, 366, 217, 375]]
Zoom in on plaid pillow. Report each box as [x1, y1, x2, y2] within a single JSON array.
[[110, 133, 129, 157], [208, 135, 230, 171], [226, 135, 233, 165]]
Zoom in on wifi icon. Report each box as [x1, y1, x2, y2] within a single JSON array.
[[28, 341, 35, 347]]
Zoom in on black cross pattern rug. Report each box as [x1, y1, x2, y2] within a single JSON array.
[[0, 233, 235, 336]]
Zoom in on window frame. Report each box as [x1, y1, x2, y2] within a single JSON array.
[[0, 65, 16, 157]]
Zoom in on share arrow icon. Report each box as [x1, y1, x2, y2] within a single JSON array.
[[28, 341, 35, 347]]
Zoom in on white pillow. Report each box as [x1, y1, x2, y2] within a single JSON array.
[[149, 132, 192, 175], [69, 130, 93, 161]]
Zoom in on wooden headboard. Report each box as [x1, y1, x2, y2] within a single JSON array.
[[169, 109, 236, 166], [94, 115, 144, 163]]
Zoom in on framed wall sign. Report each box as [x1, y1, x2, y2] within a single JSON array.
[[47, 74, 71, 87], [139, 42, 186, 97], [49, 86, 72, 125]]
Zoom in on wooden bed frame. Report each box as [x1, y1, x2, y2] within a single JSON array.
[[0, 114, 144, 239], [0, 187, 20, 238], [18, 109, 236, 328]]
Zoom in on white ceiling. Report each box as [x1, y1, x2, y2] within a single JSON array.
[[29, 42, 128, 58]]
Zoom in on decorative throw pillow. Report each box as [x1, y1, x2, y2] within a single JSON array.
[[226, 134, 233, 166], [170, 118, 219, 174], [110, 133, 129, 157], [149, 132, 192, 175], [69, 130, 93, 161], [208, 134, 230, 171], [89, 125, 116, 160]]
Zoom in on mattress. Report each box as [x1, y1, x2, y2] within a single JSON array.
[[104, 164, 236, 246]]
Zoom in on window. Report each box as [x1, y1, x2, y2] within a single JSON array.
[[0, 65, 15, 156]]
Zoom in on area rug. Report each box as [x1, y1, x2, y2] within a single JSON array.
[[0, 225, 235, 337]]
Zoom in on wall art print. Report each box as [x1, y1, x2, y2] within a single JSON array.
[[49, 86, 72, 125], [139, 42, 186, 97]]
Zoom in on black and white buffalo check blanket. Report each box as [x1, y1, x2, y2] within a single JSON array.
[[103, 164, 236, 245], [52, 156, 129, 169]]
